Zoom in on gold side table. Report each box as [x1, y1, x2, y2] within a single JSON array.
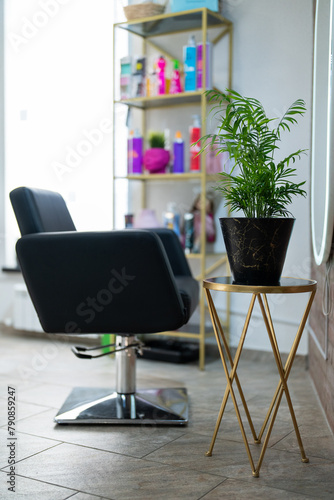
[[203, 276, 317, 478]]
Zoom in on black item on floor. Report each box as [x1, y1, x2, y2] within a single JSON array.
[[138, 339, 199, 363]]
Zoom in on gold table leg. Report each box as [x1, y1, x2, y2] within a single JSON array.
[[204, 289, 260, 476], [254, 291, 316, 474], [204, 288, 316, 478]]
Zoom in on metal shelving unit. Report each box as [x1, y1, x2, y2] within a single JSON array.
[[112, 8, 232, 369]]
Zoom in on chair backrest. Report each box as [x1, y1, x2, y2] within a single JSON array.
[[10, 187, 76, 235]]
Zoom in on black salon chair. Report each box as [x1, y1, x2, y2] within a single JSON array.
[[10, 187, 199, 425]]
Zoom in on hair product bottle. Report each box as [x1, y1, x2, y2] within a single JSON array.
[[189, 115, 201, 171], [157, 56, 166, 95], [183, 35, 197, 92], [164, 202, 181, 239], [170, 59, 182, 94], [184, 213, 194, 254], [173, 131, 184, 173], [196, 37, 212, 90], [127, 129, 143, 174]]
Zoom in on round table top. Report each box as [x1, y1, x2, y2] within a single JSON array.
[[203, 277, 317, 294]]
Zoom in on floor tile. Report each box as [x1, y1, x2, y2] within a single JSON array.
[[17, 383, 84, 410], [7, 442, 224, 500], [0, 470, 76, 500], [219, 447, 334, 498], [145, 432, 252, 476], [273, 424, 334, 461], [69, 494, 112, 500], [201, 477, 316, 499], [0, 375, 41, 395], [0, 398, 51, 427], [16, 408, 186, 459], [0, 428, 62, 469]]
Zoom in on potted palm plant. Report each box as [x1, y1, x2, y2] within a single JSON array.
[[197, 89, 307, 285]]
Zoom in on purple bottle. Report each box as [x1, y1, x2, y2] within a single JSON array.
[[128, 130, 143, 174], [197, 38, 211, 90], [173, 131, 184, 173]]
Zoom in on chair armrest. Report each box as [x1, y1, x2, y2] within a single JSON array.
[[148, 228, 192, 277], [175, 276, 199, 322]]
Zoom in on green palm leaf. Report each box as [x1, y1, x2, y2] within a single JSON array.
[[199, 89, 307, 218]]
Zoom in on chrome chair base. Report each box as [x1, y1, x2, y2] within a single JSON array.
[[55, 387, 188, 425]]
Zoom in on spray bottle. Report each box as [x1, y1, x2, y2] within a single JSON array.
[[183, 35, 197, 92]]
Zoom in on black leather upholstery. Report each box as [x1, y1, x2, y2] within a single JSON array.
[[150, 227, 192, 277], [11, 187, 199, 336], [10, 186, 76, 235]]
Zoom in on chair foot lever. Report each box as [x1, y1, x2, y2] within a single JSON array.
[[71, 340, 144, 359]]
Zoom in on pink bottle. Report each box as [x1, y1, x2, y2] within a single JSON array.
[[157, 56, 166, 95], [189, 115, 201, 171], [170, 59, 182, 94]]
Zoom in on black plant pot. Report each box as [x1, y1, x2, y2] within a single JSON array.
[[219, 217, 295, 286]]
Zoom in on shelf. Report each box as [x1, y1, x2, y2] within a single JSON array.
[[115, 8, 232, 38], [117, 172, 201, 180], [115, 173, 221, 181], [115, 90, 204, 109], [186, 253, 203, 259]]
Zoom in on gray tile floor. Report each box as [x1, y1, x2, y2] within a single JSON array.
[[0, 328, 333, 499]]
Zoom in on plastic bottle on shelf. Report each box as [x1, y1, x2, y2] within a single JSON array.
[[157, 55, 166, 95], [183, 35, 197, 92], [173, 131, 184, 173], [184, 212, 194, 254], [124, 214, 134, 228], [196, 36, 212, 90], [189, 115, 201, 171], [164, 202, 181, 239], [127, 129, 143, 174], [170, 59, 182, 94], [146, 60, 157, 97]]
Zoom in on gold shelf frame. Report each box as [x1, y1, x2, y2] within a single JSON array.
[[112, 8, 233, 370]]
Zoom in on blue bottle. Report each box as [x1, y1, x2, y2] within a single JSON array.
[[183, 35, 196, 92]]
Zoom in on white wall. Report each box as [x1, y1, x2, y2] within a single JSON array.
[[221, 0, 314, 354]]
